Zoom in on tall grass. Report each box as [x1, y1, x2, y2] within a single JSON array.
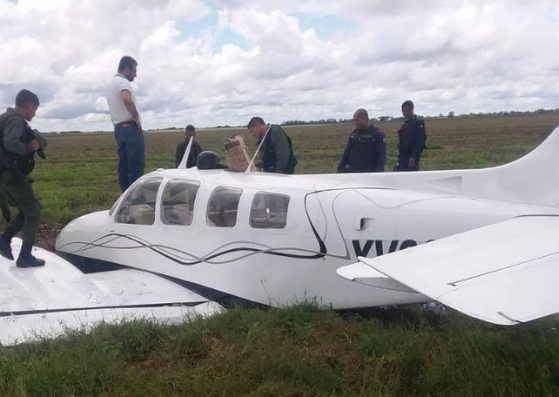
[[1, 306, 558, 396]]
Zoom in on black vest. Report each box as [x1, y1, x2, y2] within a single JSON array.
[[397, 116, 426, 159], [345, 126, 384, 172]]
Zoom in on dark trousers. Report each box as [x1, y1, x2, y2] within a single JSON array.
[[0, 172, 41, 245], [394, 156, 421, 172], [114, 123, 145, 192], [394, 164, 420, 172]]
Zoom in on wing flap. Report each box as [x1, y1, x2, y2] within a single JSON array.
[[336, 262, 416, 293]]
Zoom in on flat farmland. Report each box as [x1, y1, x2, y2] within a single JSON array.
[[33, 113, 559, 233]]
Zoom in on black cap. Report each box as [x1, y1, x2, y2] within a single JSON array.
[[186, 124, 195, 132]]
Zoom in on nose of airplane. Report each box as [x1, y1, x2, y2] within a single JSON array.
[[55, 210, 112, 253]]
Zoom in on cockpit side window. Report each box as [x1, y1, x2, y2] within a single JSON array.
[[160, 179, 200, 226], [114, 177, 162, 225], [250, 192, 290, 229], [207, 187, 242, 227]]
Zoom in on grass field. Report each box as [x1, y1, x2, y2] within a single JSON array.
[[2, 305, 559, 397], [2, 113, 559, 396]]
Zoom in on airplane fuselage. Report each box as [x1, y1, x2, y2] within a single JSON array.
[[56, 168, 557, 309]]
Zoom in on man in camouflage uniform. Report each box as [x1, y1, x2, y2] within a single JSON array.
[[0, 191, 11, 223], [0, 89, 48, 267], [394, 100, 426, 171], [247, 117, 298, 174]]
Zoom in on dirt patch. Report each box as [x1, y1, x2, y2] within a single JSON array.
[[0, 220, 63, 252], [36, 223, 65, 251]]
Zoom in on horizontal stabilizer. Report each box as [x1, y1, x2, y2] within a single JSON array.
[[343, 216, 559, 325]]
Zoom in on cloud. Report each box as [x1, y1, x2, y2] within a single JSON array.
[[0, 0, 557, 132]]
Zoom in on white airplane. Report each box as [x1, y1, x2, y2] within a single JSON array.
[[3, 124, 559, 344]]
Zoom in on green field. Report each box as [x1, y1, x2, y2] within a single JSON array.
[[2, 113, 559, 396], [31, 112, 559, 250]]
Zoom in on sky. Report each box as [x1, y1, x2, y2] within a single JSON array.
[[0, 0, 558, 132]]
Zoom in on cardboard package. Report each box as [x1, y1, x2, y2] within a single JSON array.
[[224, 134, 257, 172]]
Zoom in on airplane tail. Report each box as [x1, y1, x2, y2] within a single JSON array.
[[328, 125, 559, 207], [472, 124, 559, 207]]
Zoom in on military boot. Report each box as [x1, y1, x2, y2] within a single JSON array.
[[0, 227, 17, 260], [16, 242, 45, 268]]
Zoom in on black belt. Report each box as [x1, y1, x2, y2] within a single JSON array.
[[115, 120, 137, 128]]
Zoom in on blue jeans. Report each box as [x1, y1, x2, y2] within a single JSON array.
[[114, 122, 145, 192]]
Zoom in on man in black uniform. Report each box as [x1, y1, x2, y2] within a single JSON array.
[[394, 100, 426, 171], [337, 109, 386, 173], [247, 117, 297, 174], [0, 89, 48, 267], [175, 124, 203, 168]]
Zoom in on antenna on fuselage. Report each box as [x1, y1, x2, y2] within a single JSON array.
[[177, 136, 193, 169], [245, 124, 271, 172]]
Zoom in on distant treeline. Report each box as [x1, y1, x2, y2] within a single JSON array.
[[52, 108, 559, 134], [281, 108, 559, 126]]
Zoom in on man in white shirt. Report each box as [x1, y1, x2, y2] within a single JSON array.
[[106, 56, 144, 192]]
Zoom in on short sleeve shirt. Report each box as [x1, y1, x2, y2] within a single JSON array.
[[106, 73, 137, 125]]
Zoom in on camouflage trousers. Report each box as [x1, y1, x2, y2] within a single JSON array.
[[0, 171, 41, 244], [0, 187, 10, 221]]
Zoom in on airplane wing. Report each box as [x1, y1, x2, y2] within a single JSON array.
[[0, 239, 222, 345], [337, 215, 559, 325]]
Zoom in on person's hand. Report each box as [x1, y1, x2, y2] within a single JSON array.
[[408, 157, 416, 168], [29, 139, 40, 151]]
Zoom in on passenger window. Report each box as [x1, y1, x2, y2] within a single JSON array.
[[250, 193, 290, 229], [207, 187, 242, 227], [160, 179, 200, 226], [114, 177, 162, 225]]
